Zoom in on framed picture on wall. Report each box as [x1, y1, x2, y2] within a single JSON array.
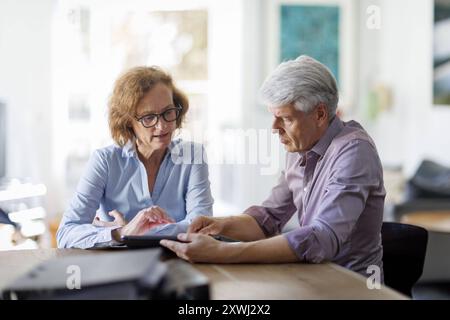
[[433, 0, 450, 106], [265, 0, 356, 116]]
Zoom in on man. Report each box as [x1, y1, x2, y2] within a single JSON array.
[[161, 55, 386, 278]]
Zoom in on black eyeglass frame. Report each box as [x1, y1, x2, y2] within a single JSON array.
[[135, 105, 182, 128]]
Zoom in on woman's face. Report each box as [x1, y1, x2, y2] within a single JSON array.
[[131, 82, 178, 151]]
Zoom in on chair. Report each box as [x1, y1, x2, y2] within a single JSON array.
[[381, 222, 428, 297], [393, 159, 450, 221]]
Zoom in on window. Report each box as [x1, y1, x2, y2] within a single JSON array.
[[53, 0, 209, 204]]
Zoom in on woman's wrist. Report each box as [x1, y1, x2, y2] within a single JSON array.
[[111, 227, 123, 242]]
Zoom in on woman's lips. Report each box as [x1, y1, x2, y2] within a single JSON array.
[[152, 132, 170, 139]]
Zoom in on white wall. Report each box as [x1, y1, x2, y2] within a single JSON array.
[[357, 0, 450, 282], [358, 0, 450, 177], [237, 0, 283, 209], [0, 0, 60, 215], [208, 0, 286, 211]]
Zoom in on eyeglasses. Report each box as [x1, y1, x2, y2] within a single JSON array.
[[135, 106, 182, 128]]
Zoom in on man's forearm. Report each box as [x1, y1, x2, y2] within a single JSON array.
[[219, 234, 298, 263], [221, 214, 266, 242]]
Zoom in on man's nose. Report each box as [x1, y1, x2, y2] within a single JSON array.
[[271, 118, 281, 132]]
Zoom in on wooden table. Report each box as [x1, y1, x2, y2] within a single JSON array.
[[0, 249, 407, 300], [401, 210, 450, 233]]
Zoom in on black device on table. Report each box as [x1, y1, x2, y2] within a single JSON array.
[[121, 234, 238, 249], [2, 248, 210, 300], [2, 249, 164, 300]]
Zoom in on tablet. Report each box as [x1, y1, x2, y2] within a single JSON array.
[[121, 235, 179, 248], [121, 234, 238, 249]]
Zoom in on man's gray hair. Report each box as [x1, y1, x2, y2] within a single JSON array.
[[259, 55, 339, 117]]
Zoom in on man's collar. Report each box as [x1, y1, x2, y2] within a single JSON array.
[[298, 116, 344, 166], [311, 116, 344, 157]]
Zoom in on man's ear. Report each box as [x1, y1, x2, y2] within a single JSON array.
[[316, 103, 328, 126]]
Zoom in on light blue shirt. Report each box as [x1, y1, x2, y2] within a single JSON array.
[[57, 138, 214, 249]]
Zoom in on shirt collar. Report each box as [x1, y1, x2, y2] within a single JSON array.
[[298, 116, 344, 166], [121, 139, 137, 158], [121, 138, 183, 160], [311, 116, 344, 157]]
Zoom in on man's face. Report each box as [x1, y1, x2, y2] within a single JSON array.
[[269, 103, 327, 153]]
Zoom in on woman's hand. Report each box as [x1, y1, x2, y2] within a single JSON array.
[[187, 216, 226, 235], [142, 206, 175, 224], [95, 206, 175, 242], [93, 210, 127, 227], [113, 206, 174, 240]]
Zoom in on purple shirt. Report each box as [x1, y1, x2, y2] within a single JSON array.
[[245, 117, 385, 278]]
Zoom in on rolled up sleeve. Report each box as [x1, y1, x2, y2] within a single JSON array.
[[284, 140, 383, 263]]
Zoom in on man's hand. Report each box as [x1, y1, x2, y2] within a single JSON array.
[[160, 233, 228, 263], [161, 233, 299, 264], [188, 216, 226, 235]]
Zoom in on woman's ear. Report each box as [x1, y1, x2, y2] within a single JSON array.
[[173, 97, 182, 109], [126, 123, 135, 137]]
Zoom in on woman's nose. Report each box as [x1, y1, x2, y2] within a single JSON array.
[[155, 117, 168, 130]]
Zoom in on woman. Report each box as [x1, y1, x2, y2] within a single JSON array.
[[57, 66, 213, 249]]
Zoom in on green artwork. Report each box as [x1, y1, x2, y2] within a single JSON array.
[[280, 5, 340, 84], [434, 0, 450, 105]]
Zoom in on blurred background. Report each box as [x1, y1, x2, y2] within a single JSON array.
[[1, 0, 450, 297]]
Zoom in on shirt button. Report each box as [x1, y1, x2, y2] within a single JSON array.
[[303, 187, 308, 192]]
